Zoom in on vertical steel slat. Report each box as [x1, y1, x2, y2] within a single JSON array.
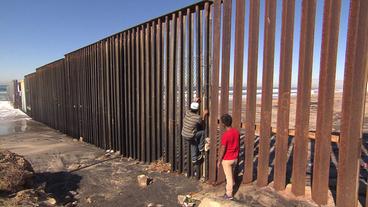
[[113, 37, 117, 151], [140, 26, 146, 162], [169, 13, 177, 169], [312, 0, 341, 204], [156, 19, 162, 160], [291, 0, 317, 196], [190, 10, 196, 177], [244, 0, 260, 184], [109, 38, 115, 150], [176, 11, 184, 173], [98, 42, 103, 148], [90, 46, 94, 144], [115, 36, 121, 154], [195, 5, 201, 98], [186, 8, 193, 177], [150, 22, 157, 161], [203, 2, 209, 116], [106, 40, 112, 150], [118, 34, 123, 152], [218, 0, 232, 183], [336, 0, 368, 206], [97, 43, 100, 147], [101, 41, 106, 148], [83, 48, 86, 142], [135, 28, 141, 159], [123, 33, 129, 156], [113, 37, 118, 151], [203, 1, 210, 180], [232, 0, 245, 131], [208, 0, 221, 183], [77, 52, 81, 139], [84, 48, 88, 143], [128, 30, 133, 157], [96, 44, 100, 147], [162, 17, 169, 163], [132, 30, 137, 158], [89, 46, 93, 144], [102, 41, 106, 149], [145, 24, 151, 162], [105, 42, 110, 148], [101, 41, 107, 149], [257, 0, 276, 187], [111, 38, 115, 150], [182, 12, 189, 176], [99, 42, 103, 148], [274, 0, 295, 191]]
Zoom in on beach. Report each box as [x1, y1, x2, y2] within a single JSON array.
[[223, 90, 368, 133]]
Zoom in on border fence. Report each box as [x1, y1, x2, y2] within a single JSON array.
[[24, 0, 368, 206]]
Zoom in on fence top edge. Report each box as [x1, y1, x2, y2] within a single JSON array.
[[34, 58, 65, 72], [64, 0, 212, 56], [24, 72, 36, 78]]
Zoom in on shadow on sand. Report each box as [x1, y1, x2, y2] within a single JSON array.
[[33, 171, 82, 204]]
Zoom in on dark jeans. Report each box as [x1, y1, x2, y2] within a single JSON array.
[[186, 130, 205, 163]]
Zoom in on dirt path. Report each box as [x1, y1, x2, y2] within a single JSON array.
[[0, 101, 200, 206]]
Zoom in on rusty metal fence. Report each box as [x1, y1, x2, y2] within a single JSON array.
[[207, 0, 368, 206], [25, 1, 212, 179], [24, 0, 368, 206]]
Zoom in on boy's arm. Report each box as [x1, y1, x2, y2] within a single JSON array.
[[217, 144, 226, 169]]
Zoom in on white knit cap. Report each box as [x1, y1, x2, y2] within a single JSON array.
[[190, 102, 199, 110]]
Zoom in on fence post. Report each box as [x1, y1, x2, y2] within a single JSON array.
[[274, 0, 295, 191], [336, 0, 368, 206], [291, 0, 316, 196], [312, 0, 341, 204], [257, 0, 276, 187], [208, 0, 221, 184]]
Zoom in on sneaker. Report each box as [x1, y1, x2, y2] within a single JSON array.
[[223, 194, 234, 200]]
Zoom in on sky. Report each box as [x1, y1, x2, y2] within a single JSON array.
[[0, 0, 350, 87]]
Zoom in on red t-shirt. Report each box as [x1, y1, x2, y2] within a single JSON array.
[[221, 128, 240, 160]]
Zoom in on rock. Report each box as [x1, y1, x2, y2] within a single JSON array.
[[73, 139, 78, 142], [4, 188, 53, 206], [178, 195, 186, 205], [0, 150, 34, 192], [198, 197, 247, 207], [47, 197, 57, 205], [137, 174, 151, 187], [65, 201, 78, 207], [86, 197, 92, 203], [69, 190, 78, 196]]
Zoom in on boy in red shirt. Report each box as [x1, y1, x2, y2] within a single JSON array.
[[217, 114, 240, 200]]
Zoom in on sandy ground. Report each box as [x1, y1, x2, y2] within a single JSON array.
[[228, 92, 368, 133], [0, 101, 200, 206]]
